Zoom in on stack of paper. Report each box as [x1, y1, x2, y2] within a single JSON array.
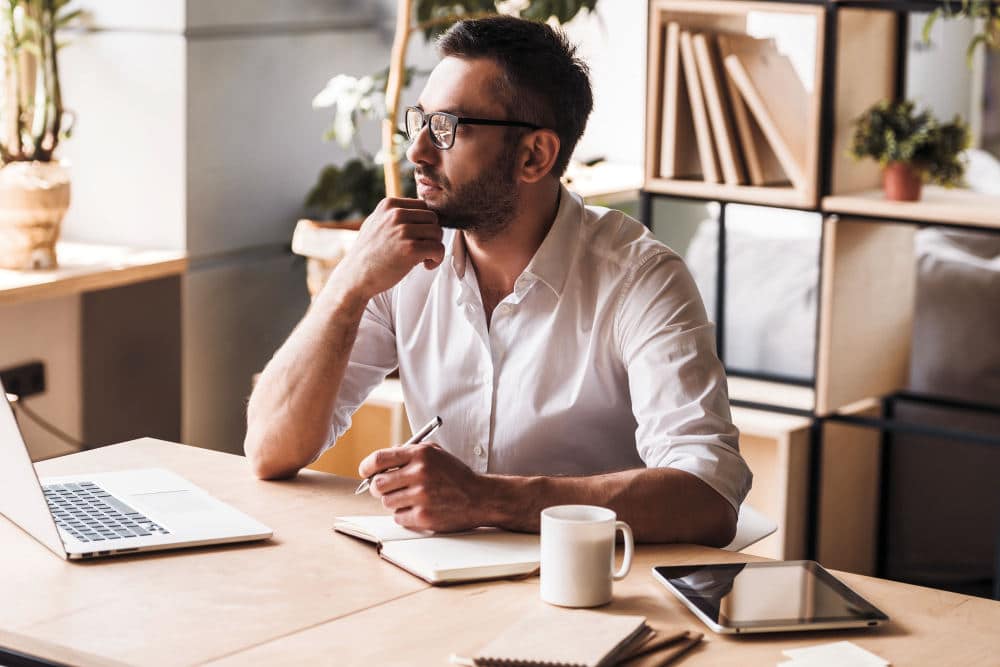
[[779, 641, 890, 667]]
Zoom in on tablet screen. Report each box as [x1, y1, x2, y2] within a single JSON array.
[[654, 561, 888, 630]]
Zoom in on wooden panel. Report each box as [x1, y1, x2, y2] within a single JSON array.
[[823, 187, 1000, 229], [0, 242, 187, 306], [728, 376, 815, 412], [830, 9, 897, 196], [731, 407, 812, 560], [308, 380, 410, 479], [815, 217, 916, 415], [817, 401, 883, 575], [83, 277, 181, 449]]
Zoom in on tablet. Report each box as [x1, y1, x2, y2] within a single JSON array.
[[653, 561, 889, 634]]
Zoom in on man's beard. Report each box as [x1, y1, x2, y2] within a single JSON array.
[[416, 144, 520, 242]]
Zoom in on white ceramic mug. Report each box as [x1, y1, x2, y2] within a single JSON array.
[[540, 505, 634, 608]]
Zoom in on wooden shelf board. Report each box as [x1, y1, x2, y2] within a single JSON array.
[[644, 177, 814, 208], [728, 376, 815, 412], [823, 187, 1000, 229], [0, 242, 187, 306], [731, 405, 812, 438]]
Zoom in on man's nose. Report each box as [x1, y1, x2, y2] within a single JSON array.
[[405, 123, 437, 166]]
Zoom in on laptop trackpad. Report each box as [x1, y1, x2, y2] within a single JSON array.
[[130, 490, 215, 514]]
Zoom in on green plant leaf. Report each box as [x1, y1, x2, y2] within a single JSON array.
[[922, 7, 942, 45]]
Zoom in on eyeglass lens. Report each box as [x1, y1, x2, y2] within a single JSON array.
[[405, 108, 456, 149]]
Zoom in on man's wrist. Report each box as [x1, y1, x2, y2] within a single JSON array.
[[478, 474, 546, 531]]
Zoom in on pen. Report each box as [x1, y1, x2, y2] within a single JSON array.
[[354, 415, 443, 495]]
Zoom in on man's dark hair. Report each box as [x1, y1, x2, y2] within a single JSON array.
[[437, 15, 593, 177]]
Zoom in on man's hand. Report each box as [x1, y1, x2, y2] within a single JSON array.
[[358, 444, 490, 533], [337, 197, 445, 301]]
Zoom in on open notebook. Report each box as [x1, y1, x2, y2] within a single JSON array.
[[333, 515, 539, 584]]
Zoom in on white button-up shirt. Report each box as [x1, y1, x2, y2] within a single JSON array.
[[326, 186, 752, 510]]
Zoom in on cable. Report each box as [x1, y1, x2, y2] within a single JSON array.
[[9, 394, 87, 451]]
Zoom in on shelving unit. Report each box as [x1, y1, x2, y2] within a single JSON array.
[[642, 0, 1000, 584]]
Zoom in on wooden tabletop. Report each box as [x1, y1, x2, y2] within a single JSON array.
[[2, 438, 998, 666]]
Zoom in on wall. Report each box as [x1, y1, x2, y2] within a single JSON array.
[[7, 0, 396, 460]]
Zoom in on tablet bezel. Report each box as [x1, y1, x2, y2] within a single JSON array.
[[652, 560, 889, 634]]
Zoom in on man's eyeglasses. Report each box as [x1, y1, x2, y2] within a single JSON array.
[[404, 106, 542, 150]]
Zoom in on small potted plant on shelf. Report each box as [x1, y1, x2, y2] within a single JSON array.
[[0, 0, 81, 270], [849, 99, 970, 202]]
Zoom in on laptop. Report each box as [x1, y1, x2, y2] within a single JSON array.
[[0, 381, 272, 559]]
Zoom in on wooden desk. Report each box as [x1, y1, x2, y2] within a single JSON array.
[[3, 439, 998, 666]]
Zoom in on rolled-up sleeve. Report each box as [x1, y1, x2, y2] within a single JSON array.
[[616, 251, 752, 511], [314, 288, 399, 459]]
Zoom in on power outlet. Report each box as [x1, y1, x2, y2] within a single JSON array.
[[0, 361, 46, 399]]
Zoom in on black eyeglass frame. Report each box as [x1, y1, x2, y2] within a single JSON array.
[[404, 106, 542, 150]]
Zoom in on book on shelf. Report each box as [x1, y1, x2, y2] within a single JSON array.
[[333, 515, 539, 585], [452, 606, 703, 667], [678, 30, 721, 184], [658, 22, 700, 180], [719, 33, 809, 192], [692, 32, 747, 186], [715, 33, 787, 186]]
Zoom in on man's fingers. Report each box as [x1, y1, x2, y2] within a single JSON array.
[[412, 240, 445, 269], [394, 208, 439, 225], [400, 220, 443, 241], [357, 446, 414, 478], [383, 196, 428, 210]]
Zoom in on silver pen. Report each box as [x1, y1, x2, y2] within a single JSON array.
[[354, 415, 443, 495]]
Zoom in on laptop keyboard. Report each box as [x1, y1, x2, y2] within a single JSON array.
[[43, 481, 171, 544]]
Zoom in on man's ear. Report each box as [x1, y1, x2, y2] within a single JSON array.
[[517, 129, 561, 183]]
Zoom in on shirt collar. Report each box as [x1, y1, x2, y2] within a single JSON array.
[[446, 183, 583, 298], [522, 184, 581, 298]]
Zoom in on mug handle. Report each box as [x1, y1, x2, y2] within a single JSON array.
[[612, 520, 633, 581]]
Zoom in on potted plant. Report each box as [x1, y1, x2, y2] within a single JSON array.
[[0, 0, 81, 270], [296, 0, 598, 297], [923, 0, 1000, 66], [849, 99, 971, 202]]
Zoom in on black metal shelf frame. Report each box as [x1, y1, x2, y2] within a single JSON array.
[[640, 0, 1000, 600]]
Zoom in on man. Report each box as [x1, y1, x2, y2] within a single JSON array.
[[245, 15, 751, 546]]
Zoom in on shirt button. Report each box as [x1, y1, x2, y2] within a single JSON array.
[[474, 445, 484, 456]]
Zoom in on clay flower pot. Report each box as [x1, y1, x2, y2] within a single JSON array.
[[882, 162, 923, 202], [0, 161, 71, 270], [291, 218, 363, 298]]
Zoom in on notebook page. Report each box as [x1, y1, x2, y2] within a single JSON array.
[[333, 515, 430, 543], [379, 530, 539, 583]]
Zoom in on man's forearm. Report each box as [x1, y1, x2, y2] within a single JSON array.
[[481, 468, 737, 546], [244, 272, 369, 479]]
